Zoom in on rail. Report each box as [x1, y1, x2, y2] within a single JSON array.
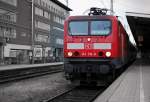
[[43, 86, 105, 102]]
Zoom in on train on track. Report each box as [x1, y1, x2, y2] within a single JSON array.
[[63, 8, 137, 85]]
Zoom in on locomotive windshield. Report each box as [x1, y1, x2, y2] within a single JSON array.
[[91, 21, 111, 35], [68, 20, 111, 36], [69, 21, 88, 35]]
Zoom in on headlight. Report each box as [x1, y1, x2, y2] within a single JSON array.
[[87, 38, 91, 41], [68, 52, 73, 57], [106, 52, 111, 57]]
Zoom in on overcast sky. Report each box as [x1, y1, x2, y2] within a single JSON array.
[[58, 0, 150, 16], [59, 0, 110, 15]]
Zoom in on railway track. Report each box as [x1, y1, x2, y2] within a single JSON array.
[[43, 86, 105, 102], [0, 65, 63, 83]]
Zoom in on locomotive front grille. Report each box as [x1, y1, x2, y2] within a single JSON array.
[[64, 61, 112, 74]]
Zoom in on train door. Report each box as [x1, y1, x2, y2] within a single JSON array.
[[119, 24, 126, 64], [121, 33, 125, 63]]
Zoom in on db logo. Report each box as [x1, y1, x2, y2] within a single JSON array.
[[85, 43, 93, 49]]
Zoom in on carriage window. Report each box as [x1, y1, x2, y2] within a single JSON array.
[[69, 21, 88, 35], [91, 21, 111, 35]]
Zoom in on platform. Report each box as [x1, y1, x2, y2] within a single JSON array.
[[94, 59, 150, 102], [0, 62, 63, 71]]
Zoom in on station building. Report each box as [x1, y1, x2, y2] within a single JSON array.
[[0, 0, 71, 64]]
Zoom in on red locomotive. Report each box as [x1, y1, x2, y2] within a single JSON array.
[[64, 8, 137, 85]]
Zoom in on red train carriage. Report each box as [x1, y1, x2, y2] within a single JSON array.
[[63, 8, 136, 85]]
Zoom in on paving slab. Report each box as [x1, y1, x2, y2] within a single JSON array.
[[94, 59, 149, 102], [0, 62, 63, 71]]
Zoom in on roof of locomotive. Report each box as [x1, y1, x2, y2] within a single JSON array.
[[66, 15, 118, 21]]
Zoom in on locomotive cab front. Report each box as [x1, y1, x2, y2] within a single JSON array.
[[64, 15, 120, 85]]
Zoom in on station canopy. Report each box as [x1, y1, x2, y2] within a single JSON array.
[[116, 0, 150, 52]]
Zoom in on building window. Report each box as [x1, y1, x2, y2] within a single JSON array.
[[0, 0, 17, 6], [0, 9, 17, 22], [35, 7, 43, 17], [53, 27, 64, 32], [21, 32, 27, 37], [48, 13, 51, 20], [44, 11, 48, 19], [35, 0, 41, 5], [35, 33, 49, 43], [4, 28, 16, 38], [56, 38, 63, 45], [0, 27, 3, 37], [53, 15, 65, 25], [34, 0, 69, 19], [51, 6, 54, 12], [35, 20, 38, 28], [48, 5, 51, 11], [35, 7, 51, 20], [0, 26, 16, 38], [35, 20, 50, 31]]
